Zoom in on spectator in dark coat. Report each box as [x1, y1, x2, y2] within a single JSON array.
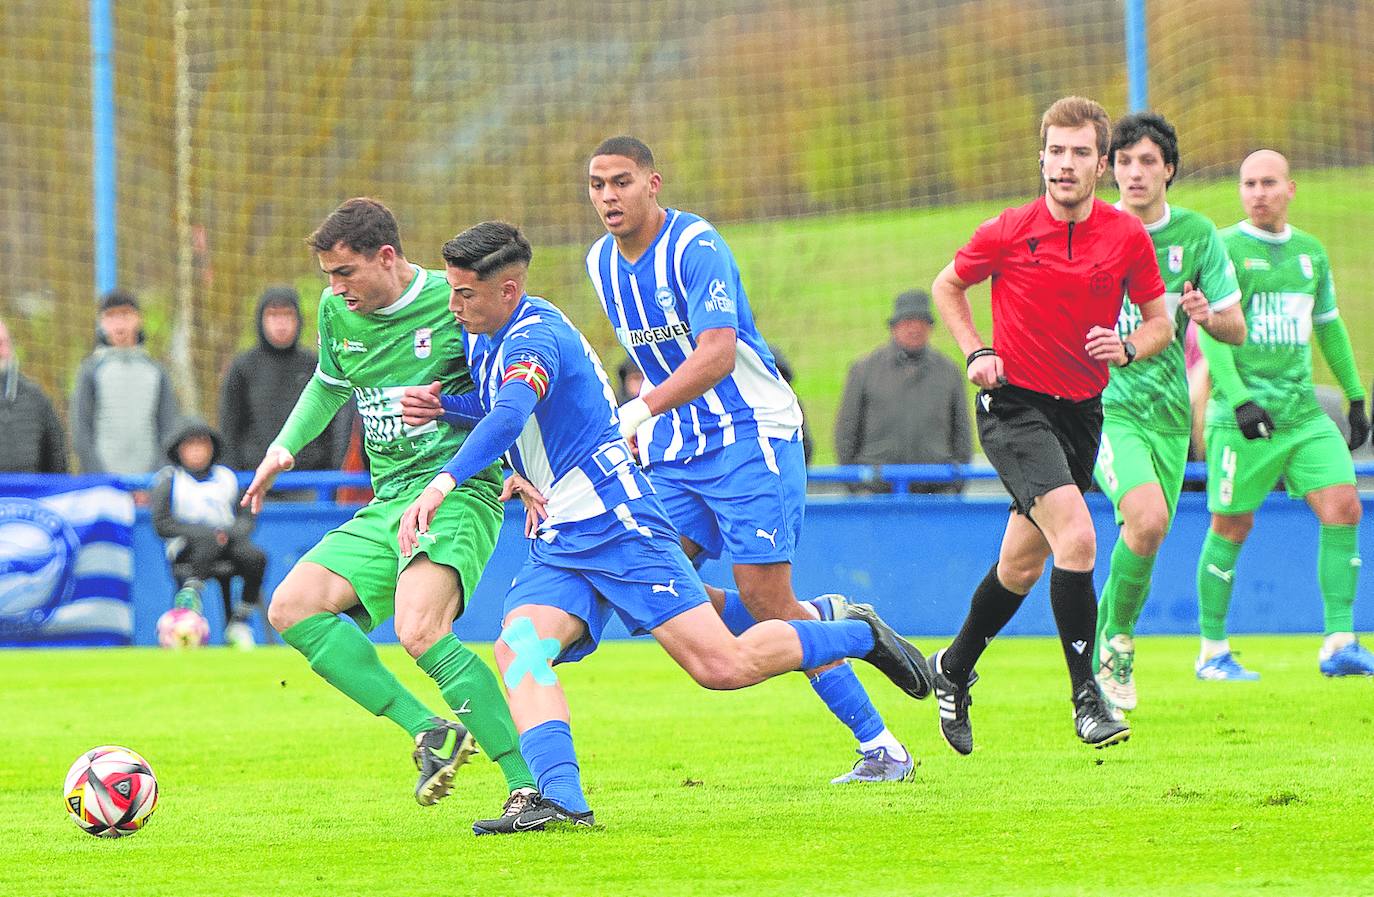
[[219, 285, 350, 472], [834, 290, 972, 492], [0, 317, 68, 473]]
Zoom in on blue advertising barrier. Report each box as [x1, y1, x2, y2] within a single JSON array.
[[6, 469, 1374, 646], [129, 490, 1374, 647]]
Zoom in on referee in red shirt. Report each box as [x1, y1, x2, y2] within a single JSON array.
[[927, 96, 1171, 752]]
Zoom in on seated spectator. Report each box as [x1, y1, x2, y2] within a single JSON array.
[[71, 290, 179, 475], [150, 418, 266, 649], [0, 317, 68, 473], [220, 285, 351, 475], [834, 289, 971, 493]]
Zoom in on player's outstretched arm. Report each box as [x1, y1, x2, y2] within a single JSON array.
[[1314, 318, 1369, 449], [1197, 327, 1272, 440], [932, 260, 1002, 389], [400, 381, 445, 427], [241, 446, 295, 515], [619, 327, 736, 437], [500, 472, 548, 538], [398, 381, 540, 556], [1184, 280, 1246, 346], [400, 381, 486, 428]]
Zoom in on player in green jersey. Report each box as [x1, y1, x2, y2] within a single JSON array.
[[1093, 113, 1247, 710], [1195, 151, 1374, 679], [241, 198, 537, 814]]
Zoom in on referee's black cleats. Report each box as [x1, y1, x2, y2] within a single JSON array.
[[1072, 680, 1131, 749], [845, 602, 932, 700], [472, 795, 595, 835], [929, 648, 976, 755]]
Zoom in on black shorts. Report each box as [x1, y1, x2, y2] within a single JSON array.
[[975, 384, 1103, 517]]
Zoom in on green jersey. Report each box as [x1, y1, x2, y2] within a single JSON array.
[[313, 265, 495, 500], [1206, 221, 1338, 429], [1103, 204, 1241, 433]]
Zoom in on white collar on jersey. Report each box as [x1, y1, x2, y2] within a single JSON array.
[[1112, 200, 1172, 234], [374, 264, 426, 316], [1237, 220, 1293, 244]]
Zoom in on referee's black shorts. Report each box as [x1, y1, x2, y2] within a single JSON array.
[[975, 383, 1103, 518]]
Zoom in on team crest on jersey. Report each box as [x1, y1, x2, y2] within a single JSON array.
[[502, 358, 550, 400], [654, 287, 675, 310], [1298, 254, 1314, 279], [1088, 270, 1115, 297], [1167, 245, 1183, 274], [413, 328, 432, 359]]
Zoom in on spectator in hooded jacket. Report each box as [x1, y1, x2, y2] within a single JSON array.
[[219, 285, 351, 472], [150, 417, 266, 649], [70, 290, 180, 475], [0, 317, 68, 473]]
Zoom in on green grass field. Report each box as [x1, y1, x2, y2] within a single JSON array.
[[514, 169, 1374, 464], [4, 637, 1372, 897]]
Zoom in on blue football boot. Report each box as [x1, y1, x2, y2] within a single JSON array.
[[1320, 640, 1374, 677]]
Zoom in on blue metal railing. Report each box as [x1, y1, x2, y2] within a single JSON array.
[[7, 462, 1374, 503]]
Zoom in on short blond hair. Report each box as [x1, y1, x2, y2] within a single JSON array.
[[1040, 96, 1111, 157]]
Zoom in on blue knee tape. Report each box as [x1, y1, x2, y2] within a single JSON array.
[[499, 616, 563, 690]]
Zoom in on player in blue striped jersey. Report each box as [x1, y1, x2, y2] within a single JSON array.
[[396, 222, 931, 833], [585, 137, 915, 782]]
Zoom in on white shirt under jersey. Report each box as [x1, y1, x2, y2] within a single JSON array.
[[585, 209, 802, 465]]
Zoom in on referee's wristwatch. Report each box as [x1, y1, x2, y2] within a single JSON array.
[[1121, 339, 1138, 366]]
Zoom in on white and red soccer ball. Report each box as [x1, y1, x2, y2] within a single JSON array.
[[156, 607, 209, 648], [63, 746, 159, 837]]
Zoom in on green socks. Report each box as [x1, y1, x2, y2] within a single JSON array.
[[1318, 524, 1359, 634], [1101, 538, 1156, 642], [282, 612, 438, 738], [283, 617, 536, 791], [1197, 530, 1243, 641], [417, 634, 535, 791]]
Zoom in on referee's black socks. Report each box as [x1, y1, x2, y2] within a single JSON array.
[[1049, 566, 1097, 692], [943, 563, 1026, 685]]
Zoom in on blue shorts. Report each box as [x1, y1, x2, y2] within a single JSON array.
[[647, 434, 805, 565], [503, 497, 708, 665]]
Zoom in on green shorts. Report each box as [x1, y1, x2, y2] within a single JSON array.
[[1206, 414, 1355, 515], [1093, 417, 1189, 525], [300, 477, 503, 632]]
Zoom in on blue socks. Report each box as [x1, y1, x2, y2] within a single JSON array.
[[810, 664, 885, 742], [519, 720, 589, 813], [720, 588, 842, 635], [722, 589, 886, 744], [718, 589, 757, 636], [787, 619, 874, 670]]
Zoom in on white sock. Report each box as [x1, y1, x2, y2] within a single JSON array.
[[1200, 638, 1230, 661], [858, 729, 907, 761], [1321, 631, 1356, 660]]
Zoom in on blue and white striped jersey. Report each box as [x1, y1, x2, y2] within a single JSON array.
[[585, 209, 802, 464], [465, 295, 653, 528]]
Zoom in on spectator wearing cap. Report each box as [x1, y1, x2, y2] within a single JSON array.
[[0, 316, 68, 473], [70, 290, 180, 475], [219, 285, 351, 473], [834, 289, 972, 493]]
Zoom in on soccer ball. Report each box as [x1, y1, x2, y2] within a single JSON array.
[[157, 607, 209, 648], [63, 745, 159, 837]]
